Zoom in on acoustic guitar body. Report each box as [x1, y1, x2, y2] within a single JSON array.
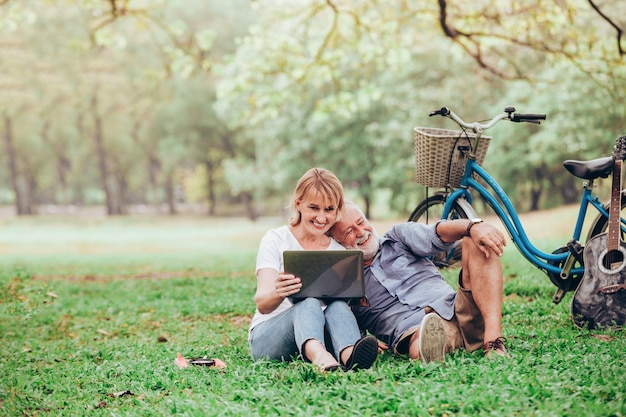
[[572, 233, 626, 329], [572, 136, 626, 330]]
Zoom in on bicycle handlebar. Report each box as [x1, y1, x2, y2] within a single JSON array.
[[511, 113, 546, 122], [429, 106, 547, 132]]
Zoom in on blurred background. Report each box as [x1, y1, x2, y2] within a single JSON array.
[[1, 0, 625, 221]]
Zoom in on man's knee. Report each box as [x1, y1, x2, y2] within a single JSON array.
[[462, 236, 497, 260], [461, 237, 503, 277]]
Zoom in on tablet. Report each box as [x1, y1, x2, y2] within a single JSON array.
[[283, 250, 365, 303]]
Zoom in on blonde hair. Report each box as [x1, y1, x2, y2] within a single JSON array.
[[288, 167, 344, 226]]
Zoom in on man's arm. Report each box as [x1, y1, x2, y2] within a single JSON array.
[[435, 219, 506, 258]]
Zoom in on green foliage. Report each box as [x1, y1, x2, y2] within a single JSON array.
[[215, 0, 626, 216], [0, 0, 256, 215], [1, 0, 625, 217], [486, 63, 626, 210], [215, 2, 505, 216]]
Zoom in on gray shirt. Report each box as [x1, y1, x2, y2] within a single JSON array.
[[352, 221, 458, 348]]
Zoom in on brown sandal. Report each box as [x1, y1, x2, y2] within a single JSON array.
[[483, 337, 509, 357]]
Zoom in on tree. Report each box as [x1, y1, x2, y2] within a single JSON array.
[[0, 34, 40, 214], [485, 60, 626, 211], [434, 0, 625, 84], [2, 0, 624, 217], [216, 1, 499, 216], [216, 0, 625, 216], [0, 0, 257, 216]]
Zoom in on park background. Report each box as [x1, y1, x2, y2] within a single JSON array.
[[1, 0, 625, 220], [1, 1, 626, 416]]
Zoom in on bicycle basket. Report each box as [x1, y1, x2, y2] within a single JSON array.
[[414, 127, 492, 188]]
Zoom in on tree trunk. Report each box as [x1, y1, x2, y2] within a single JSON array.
[[130, 113, 162, 212], [93, 115, 114, 214], [241, 191, 258, 220], [363, 195, 372, 220], [57, 155, 71, 205], [90, 93, 122, 215], [529, 168, 545, 211], [205, 159, 216, 215], [165, 171, 177, 215], [529, 187, 542, 211], [25, 171, 38, 215], [117, 172, 128, 215], [2, 114, 33, 215], [559, 180, 580, 205], [148, 155, 161, 210], [41, 119, 71, 205]]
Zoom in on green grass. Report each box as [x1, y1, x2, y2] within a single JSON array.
[[1, 214, 625, 416]]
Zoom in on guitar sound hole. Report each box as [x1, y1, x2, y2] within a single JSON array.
[[603, 249, 625, 271]]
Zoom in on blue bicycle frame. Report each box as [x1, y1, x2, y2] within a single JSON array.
[[441, 157, 618, 277]]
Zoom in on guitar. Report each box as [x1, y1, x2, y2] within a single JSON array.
[[572, 136, 626, 329]]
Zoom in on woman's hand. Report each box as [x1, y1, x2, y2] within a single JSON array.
[[275, 273, 302, 298], [254, 268, 301, 314]]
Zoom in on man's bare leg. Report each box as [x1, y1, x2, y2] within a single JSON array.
[[462, 237, 507, 355]]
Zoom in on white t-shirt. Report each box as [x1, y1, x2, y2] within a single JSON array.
[[249, 225, 345, 332]]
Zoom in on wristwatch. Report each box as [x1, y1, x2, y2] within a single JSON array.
[[465, 218, 483, 236]]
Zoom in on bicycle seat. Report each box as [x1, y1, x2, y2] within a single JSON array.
[[563, 156, 614, 180]]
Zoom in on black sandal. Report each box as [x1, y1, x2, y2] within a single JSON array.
[[322, 364, 348, 372], [344, 335, 378, 371]]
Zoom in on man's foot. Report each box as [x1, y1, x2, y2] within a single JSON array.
[[343, 335, 378, 370], [483, 336, 509, 357], [418, 313, 446, 363]]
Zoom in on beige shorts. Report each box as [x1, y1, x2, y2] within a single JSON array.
[[449, 270, 485, 352], [395, 271, 485, 354]]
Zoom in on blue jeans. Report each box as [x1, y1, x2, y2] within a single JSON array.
[[249, 298, 362, 362]]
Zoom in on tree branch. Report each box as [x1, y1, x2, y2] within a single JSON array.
[[588, 0, 624, 57], [436, 0, 520, 79], [437, 0, 462, 38]]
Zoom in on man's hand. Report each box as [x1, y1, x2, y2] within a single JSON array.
[[468, 222, 506, 258]]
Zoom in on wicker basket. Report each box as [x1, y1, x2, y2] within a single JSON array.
[[414, 127, 491, 188]]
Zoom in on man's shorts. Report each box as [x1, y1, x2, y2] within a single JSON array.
[[394, 271, 485, 354]]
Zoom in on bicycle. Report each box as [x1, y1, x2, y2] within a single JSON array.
[[409, 106, 626, 304]]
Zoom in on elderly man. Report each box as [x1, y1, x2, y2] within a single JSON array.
[[330, 202, 508, 362]]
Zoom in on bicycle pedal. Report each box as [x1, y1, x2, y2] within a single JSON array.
[[552, 288, 565, 305], [566, 239, 584, 263]]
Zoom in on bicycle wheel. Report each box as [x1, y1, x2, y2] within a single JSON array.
[[408, 193, 477, 268]]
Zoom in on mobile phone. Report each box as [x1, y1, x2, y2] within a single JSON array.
[[189, 358, 216, 367]]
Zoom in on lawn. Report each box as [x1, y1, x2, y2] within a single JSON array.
[[0, 210, 624, 416]]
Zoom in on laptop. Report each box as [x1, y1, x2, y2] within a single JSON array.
[[283, 250, 366, 304]]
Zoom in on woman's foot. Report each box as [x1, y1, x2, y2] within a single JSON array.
[[313, 353, 342, 370], [304, 339, 344, 370]]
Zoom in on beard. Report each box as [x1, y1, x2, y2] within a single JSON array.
[[353, 229, 380, 262]]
